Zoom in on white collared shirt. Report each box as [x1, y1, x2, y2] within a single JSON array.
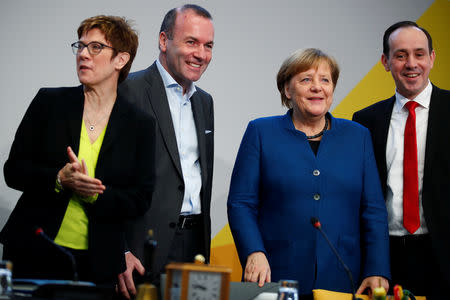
[[386, 81, 432, 235], [156, 59, 202, 215]]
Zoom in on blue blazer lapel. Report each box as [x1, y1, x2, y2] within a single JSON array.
[[191, 93, 208, 186], [145, 64, 183, 177]]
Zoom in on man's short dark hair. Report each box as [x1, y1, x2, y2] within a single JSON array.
[[383, 21, 433, 58], [160, 4, 212, 39]]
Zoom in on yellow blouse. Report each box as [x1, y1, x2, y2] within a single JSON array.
[[54, 121, 107, 250]]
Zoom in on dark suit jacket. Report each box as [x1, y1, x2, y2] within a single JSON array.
[[120, 62, 214, 277], [0, 86, 155, 283], [352, 85, 450, 286]]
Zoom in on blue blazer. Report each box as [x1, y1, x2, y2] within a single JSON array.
[[227, 111, 390, 294]]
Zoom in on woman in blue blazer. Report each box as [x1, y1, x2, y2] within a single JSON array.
[[227, 48, 390, 296]]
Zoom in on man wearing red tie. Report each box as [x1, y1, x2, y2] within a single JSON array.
[[353, 21, 450, 298]]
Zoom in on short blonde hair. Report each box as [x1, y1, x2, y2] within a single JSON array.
[[276, 48, 340, 108]]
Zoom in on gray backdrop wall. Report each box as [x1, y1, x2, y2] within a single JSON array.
[[0, 0, 433, 256]]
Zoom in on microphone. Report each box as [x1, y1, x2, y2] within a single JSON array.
[[35, 227, 79, 281], [143, 229, 157, 282], [310, 217, 362, 300], [135, 229, 158, 300]]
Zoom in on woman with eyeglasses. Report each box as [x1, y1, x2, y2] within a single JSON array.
[[0, 15, 155, 288]]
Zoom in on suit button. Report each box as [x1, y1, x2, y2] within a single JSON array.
[[313, 169, 320, 176], [178, 185, 184, 191], [169, 222, 176, 228], [313, 194, 320, 201]]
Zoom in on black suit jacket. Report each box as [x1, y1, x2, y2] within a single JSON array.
[[0, 86, 155, 282], [352, 85, 450, 285], [120, 62, 214, 277]]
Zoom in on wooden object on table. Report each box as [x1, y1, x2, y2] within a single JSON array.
[[164, 256, 231, 300]]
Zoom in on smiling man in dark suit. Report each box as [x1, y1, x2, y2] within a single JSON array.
[[353, 21, 450, 298], [117, 4, 215, 299]]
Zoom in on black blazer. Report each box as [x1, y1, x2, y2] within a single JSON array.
[[120, 62, 214, 277], [0, 86, 155, 282], [352, 85, 450, 286]]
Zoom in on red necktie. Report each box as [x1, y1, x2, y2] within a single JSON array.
[[403, 101, 420, 234]]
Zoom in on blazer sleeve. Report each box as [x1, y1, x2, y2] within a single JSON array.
[[359, 128, 391, 280], [4, 89, 62, 193], [90, 113, 156, 221], [227, 121, 266, 266]]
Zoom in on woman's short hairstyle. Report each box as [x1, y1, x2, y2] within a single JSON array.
[[77, 15, 138, 83], [277, 48, 340, 108]]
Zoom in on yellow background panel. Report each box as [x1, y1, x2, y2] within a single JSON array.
[[211, 224, 242, 281]]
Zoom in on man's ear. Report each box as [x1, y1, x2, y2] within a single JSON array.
[[381, 54, 390, 72], [429, 49, 436, 70], [159, 32, 168, 52]]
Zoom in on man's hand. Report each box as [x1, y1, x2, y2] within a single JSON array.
[[117, 252, 145, 299], [244, 251, 271, 287], [356, 276, 389, 298]]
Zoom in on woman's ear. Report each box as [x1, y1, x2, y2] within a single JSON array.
[[284, 82, 291, 100], [115, 52, 130, 70]]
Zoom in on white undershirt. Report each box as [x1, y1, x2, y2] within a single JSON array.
[[385, 81, 432, 236]]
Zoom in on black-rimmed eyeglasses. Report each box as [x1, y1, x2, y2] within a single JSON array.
[[71, 41, 115, 56]]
